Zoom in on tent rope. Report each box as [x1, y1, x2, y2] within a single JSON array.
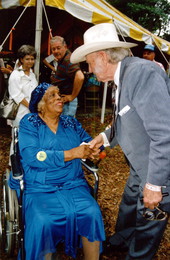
[[114, 20, 169, 68], [42, 0, 53, 38], [0, 0, 32, 51], [114, 20, 134, 56], [152, 37, 170, 66]]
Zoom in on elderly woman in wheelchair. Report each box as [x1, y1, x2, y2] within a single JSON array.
[[8, 83, 105, 260]]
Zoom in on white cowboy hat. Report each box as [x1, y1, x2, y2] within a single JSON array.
[[70, 23, 137, 64]]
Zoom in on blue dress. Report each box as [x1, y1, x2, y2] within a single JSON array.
[[9, 114, 105, 260]]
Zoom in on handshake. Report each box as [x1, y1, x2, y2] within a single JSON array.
[[80, 142, 106, 161], [65, 134, 106, 162]]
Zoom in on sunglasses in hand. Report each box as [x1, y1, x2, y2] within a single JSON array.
[[142, 192, 169, 221], [143, 206, 168, 221]]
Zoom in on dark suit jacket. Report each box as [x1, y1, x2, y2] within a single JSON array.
[[105, 56, 170, 188]]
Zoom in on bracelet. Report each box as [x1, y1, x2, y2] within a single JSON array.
[[146, 183, 161, 192]]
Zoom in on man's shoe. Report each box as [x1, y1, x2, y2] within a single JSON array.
[[102, 240, 128, 255]]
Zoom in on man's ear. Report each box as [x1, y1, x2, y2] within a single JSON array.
[[98, 51, 108, 64]]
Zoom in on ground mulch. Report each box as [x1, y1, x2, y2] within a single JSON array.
[[1, 110, 170, 259]]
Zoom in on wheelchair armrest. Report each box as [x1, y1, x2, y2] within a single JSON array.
[[81, 159, 98, 173]]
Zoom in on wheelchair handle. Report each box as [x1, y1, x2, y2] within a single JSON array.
[[11, 127, 24, 180]]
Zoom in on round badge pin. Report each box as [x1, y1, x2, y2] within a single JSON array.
[[36, 151, 47, 161]]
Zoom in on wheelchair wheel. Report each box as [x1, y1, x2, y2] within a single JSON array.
[[0, 194, 3, 258], [1, 168, 19, 257]]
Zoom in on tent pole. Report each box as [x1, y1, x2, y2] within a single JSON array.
[[101, 82, 108, 123], [34, 0, 43, 82], [168, 59, 170, 77]]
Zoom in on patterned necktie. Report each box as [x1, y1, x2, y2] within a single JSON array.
[[108, 81, 117, 142]]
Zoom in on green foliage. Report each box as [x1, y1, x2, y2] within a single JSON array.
[[106, 0, 170, 36]]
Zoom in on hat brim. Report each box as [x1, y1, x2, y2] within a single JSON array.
[[70, 41, 137, 63], [144, 48, 155, 52]]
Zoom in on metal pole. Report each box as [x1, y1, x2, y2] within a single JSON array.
[[101, 82, 108, 123], [34, 0, 43, 82]]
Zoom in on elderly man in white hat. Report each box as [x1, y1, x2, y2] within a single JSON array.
[[71, 23, 170, 259]]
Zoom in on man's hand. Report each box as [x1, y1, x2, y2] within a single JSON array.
[[61, 94, 73, 103], [89, 134, 104, 150], [143, 185, 162, 210]]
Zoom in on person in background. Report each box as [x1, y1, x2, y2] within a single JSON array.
[[84, 73, 101, 89], [142, 44, 165, 70], [0, 58, 20, 83], [8, 45, 37, 156], [9, 83, 105, 260], [0, 58, 13, 90], [0, 58, 13, 75], [50, 36, 84, 117], [71, 23, 170, 260]]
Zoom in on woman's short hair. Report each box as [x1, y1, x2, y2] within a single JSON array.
[[17, 45, 37, 61]]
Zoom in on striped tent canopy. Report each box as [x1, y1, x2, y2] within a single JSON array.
[[0, 0, 36, 9], [0, 0, 170, 55], [47, 0, 170, 54]]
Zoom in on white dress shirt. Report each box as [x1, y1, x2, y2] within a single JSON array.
[[101, 62, 121, 146], [8, 65, 38, 127]]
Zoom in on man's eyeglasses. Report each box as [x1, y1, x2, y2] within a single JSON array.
[[142, 192, 169, 221], [143, 206, 168, 221]]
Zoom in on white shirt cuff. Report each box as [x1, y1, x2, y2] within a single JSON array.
[[146, 183, 162, 192], [100, 132, 110, 147]]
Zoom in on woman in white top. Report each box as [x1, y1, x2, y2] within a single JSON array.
[[8, 45, 38, 127], [8, 45, 38, 157]]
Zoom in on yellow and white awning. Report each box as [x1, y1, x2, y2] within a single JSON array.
[[0, 0, 36, 8], [0, 0, 170, 54], [45, 0, 170, 54]]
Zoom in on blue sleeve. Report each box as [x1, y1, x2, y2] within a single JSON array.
[[19, 115, 93, 169], [19, 114, 65, 168]]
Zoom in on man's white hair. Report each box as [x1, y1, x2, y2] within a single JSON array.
[[104, 48, 131, 64]]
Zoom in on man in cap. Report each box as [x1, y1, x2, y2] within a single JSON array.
[[143, 44, 165, 70], [71, 23, 170, 259]]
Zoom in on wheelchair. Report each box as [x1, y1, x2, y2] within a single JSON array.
[[1, 168, 20, 258], [0, 127, 100, 259]]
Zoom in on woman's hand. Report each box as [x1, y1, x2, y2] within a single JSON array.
[[20, 98, 29, 108], [64, 144, 94, 161]]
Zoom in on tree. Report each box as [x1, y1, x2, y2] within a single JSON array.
[[106, 0, 170, 37]]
